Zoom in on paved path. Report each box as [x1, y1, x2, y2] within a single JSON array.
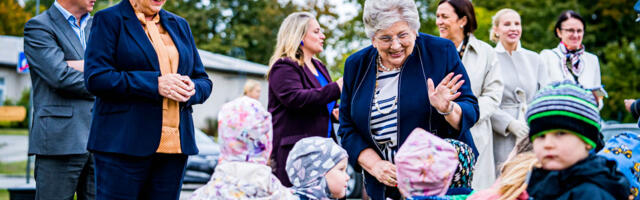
[[0, 135, 29, 163], [0, 175, 34, 189]]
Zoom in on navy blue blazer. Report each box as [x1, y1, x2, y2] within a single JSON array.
[[338, 33, 479, 200], [84, 0, 212, 156]]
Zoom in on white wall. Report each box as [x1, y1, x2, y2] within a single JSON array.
[[0, 67, 31, 104]]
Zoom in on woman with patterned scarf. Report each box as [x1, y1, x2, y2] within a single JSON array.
[[540, 10, 602, 101]]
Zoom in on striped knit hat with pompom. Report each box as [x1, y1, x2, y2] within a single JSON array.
[[526, 80, 602, 150]]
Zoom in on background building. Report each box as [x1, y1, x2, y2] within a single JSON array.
[[0, 35, 268, 131]]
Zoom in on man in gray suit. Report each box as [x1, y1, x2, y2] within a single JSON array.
[[24, 0, 96, 198]]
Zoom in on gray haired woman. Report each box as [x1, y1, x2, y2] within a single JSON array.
[[338, 0, 480, 199]]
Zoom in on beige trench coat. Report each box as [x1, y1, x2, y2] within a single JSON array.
[[460, 35, 504, 190], [491, 42, 547, 176]]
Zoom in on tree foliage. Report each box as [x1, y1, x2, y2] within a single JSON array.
[[0, 0, 32, 35], [10, 0, 640, 122]]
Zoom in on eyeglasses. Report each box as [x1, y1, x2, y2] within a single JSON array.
[[560, 28, 584, 35], [376, 32, 414, 47]]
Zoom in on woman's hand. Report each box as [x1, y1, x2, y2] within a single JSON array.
[[371, 160, 397, 187], [427, 72, 464, 113], [336, 77, 344, 91], [625, 99, 635, 112], [358, 148, 397, 187], [159, 74, 195, 102], [508, 120, 529, 140]]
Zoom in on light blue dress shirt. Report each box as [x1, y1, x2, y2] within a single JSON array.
[[53, 1, 90, 49]]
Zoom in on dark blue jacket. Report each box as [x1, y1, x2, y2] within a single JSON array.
[[338, 33, 479, 200], [84, 0, 212, 156], [631, 99, 640, 120], [527, 154, 630, 200]]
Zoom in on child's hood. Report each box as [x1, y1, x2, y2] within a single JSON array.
[[190, 161, 298, 200]]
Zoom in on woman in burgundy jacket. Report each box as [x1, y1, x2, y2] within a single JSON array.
[[267, 12, 343, 187]]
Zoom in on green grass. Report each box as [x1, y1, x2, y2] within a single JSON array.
[[0, 128, 28, 136], [0, 160, 32, 176], [0, 189, 8, 200]]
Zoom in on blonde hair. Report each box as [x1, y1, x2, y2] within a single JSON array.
[[268, 12, 315, 74], [490, 8, 520, 43], [243, 79, 261, 95], [495, 152, 538, 200]]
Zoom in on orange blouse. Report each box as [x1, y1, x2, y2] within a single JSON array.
[[130, 0, 181, 154]]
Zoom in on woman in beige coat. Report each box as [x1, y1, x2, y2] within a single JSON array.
[[489, 9, 547, 176], [436, 0, 503, 189]]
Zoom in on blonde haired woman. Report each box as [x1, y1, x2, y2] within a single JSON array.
[[243, 79, 261, 100], [489, 8, 547, 177], [267, 12, 343, 187]]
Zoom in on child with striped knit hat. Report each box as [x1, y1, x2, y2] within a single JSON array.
[[525, 80, 629, 200]]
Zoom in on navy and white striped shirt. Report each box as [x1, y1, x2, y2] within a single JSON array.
[[371, 69, 400, 162]]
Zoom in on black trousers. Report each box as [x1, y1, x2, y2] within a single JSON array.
[[93, 152, 187, 200]]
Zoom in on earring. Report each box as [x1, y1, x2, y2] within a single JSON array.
[[300, 41, 304, 46], [460, 25, 464, 29]]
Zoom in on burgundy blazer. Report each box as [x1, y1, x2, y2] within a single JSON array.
[[267, 57, 341, 186]]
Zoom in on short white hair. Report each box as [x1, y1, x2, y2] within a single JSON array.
[[363, 0, 421, 39]]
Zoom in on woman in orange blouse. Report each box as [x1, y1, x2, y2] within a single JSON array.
[[84, 0, 212, 198]]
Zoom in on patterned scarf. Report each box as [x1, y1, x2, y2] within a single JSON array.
[[444, 139, 476, 188], [558, 42, 585, 82], [458, 36, 470, 59], [286, 137, 348, 200]]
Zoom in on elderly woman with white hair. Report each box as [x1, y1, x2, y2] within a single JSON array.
[[338, 0, 479, 199]]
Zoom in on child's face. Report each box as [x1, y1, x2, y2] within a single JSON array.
[[533, 130, 590, 170], [325, 158, 349, 198]]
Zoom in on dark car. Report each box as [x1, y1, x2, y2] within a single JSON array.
[[183, 129, 364, 198], [183, 129, 220, 184], [601, 123, 640, 142]]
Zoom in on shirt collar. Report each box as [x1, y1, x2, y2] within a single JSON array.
[[495, 41, 523, 54], [53, 1, 90, 25]]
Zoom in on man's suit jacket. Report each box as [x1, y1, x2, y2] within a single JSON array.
[[24, 5, 94, 155], [84, 0, 212, 156]]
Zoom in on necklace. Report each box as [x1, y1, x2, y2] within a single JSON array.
[[377, 56, 400, 72], [374, 56, 398, 115]]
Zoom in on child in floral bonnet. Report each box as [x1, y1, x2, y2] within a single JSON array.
[[191, 96, 297, 200], [395, 128, 459, 200]]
